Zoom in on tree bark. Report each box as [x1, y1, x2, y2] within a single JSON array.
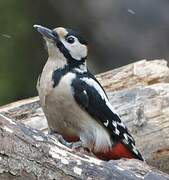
[[0, 59, 169, 179]]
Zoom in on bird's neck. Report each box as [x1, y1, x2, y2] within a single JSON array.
[[46, 56, 66, 71]]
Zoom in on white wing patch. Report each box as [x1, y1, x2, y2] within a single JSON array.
[[82, 77, 106, 100], [112, 121, 120, 135], [83, 90, 87, 96], [123, 133, 134, 141], [123, 133, 129, 141], [122, 137, 138, 155], [117, 121, 126, 129], [131, 143, 139, 154], [122, 139, 129, 145], [82, 77, 118, 115], [103, 120, 109, 127]]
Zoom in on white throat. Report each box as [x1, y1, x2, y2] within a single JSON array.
[[46, 41, 67, 69]]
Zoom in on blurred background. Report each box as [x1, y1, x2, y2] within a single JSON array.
[[0, 0, 169, 105]]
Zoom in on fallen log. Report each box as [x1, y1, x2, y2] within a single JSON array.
[[0, 59, 169, 179], [0, 114, 168, 180], [97, 59, 169, 91]]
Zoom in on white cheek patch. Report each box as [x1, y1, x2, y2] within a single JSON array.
[[61, 38, 87, 60]]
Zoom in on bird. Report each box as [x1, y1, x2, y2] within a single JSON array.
[[33, 24, 144, 161]]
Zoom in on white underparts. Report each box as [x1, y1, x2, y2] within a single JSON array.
[[93, 125, 112, 152], [80, 121, 112, 153]]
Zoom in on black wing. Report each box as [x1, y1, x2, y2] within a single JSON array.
[[71, 71, 143, 161]]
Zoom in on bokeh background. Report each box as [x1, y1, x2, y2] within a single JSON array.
[[0, 0, 169, 105]]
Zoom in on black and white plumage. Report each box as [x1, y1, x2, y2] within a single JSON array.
[[34, 25, 144, 161]]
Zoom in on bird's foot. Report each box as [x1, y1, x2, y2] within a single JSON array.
[[59, 139, 84, 151], [48, 129, 90, 155], [70, 141, 83, 151], [48, 129, 72, 148], [71, 141, 91, 156]]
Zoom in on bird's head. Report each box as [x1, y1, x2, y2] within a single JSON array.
[[34, 25, 88, 67]]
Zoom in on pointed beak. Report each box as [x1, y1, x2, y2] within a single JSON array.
[[33, 25, 57, 40]]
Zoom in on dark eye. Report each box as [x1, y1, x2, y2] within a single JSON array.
[[66, 36, 75, 44]]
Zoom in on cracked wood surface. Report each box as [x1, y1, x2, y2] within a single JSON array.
[[0, 59, 169, 179], [0, 114, 168, 180]]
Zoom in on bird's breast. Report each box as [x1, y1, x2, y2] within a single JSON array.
[[39, 72, 77, 133], [38, 71, 112, 152]]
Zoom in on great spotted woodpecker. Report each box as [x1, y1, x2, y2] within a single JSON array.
[[34, 25, 144, 161]]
